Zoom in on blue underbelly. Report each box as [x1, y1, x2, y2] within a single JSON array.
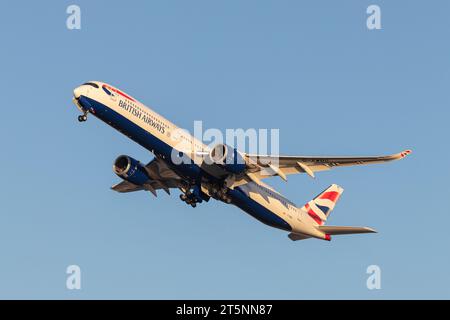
[[78, 96, 291, 232], [228, 188, 292, 231], [79, 96, 201, 180]]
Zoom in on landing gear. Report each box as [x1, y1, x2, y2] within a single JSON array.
[[78, 114, 87, 122], [179, 190, 201, 208], [205, 183, 232, 204], [219, 194, 232, 204], [179, 183, 231, 207]]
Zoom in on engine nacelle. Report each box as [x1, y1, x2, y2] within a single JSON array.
[[113, 155, 150, 185], [208, 144, 247, 174]]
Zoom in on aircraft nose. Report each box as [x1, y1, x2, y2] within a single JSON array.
[[73, 85, 89, 99], [73, 87, 83, 99]]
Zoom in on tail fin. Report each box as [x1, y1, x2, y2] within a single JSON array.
[[300, 184, 344, 226]]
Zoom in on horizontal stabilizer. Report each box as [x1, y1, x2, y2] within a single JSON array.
[[317, 226, 376, 235], [288, 233, 311, 241]]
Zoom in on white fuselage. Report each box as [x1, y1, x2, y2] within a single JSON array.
[[73, 81, 327, 239]]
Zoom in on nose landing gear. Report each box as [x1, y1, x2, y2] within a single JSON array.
[[78, 114, 88, 122]]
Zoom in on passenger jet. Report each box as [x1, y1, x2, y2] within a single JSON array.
[[72, 81, 410, 241]]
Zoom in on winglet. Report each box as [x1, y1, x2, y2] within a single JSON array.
[[400, 149, 412, 158], [384, 149, 412, 161]]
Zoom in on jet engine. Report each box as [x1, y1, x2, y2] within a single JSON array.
[[113, 155, 150, 185], [207, 144, 247, 174]]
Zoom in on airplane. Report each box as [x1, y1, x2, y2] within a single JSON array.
[[72, 81, 411, 241]]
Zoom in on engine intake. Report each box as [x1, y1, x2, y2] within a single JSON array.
[[113, 155, 150, 185], [207, 144, 246, 174]]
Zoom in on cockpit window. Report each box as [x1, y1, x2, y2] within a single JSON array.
[[82, 82, 99, 88], [102, 86, 112, 95]]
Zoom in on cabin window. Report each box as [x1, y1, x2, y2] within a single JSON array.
[[102, 86, 112, 95], [82, 82, 99, 88]]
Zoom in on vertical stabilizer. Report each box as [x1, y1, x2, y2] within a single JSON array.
[[300, 184, 344, 225]]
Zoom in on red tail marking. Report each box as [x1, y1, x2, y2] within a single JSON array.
[[305, 203, 323, 225], [319, 191, 340, 202]]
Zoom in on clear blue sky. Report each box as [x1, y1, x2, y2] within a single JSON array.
[[0, 1, 449, 299]]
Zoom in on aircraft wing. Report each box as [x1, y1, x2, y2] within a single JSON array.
[[111, 157, 181, 196], [111, 181, 144, 193], [243, 149, 411, 181]]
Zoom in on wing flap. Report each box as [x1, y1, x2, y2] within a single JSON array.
[[111, 181, 143, 193]]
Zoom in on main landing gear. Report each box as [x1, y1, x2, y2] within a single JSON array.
[[206, 184, 232, 204], [179, 183, 232, 208], [180, 192, 200, 208], [178, 184, 209, 208], [78, 114, 88, 122]]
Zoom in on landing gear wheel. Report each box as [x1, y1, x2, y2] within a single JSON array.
[[78, 114, 87, 122], [191, 203, 197, 208]]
